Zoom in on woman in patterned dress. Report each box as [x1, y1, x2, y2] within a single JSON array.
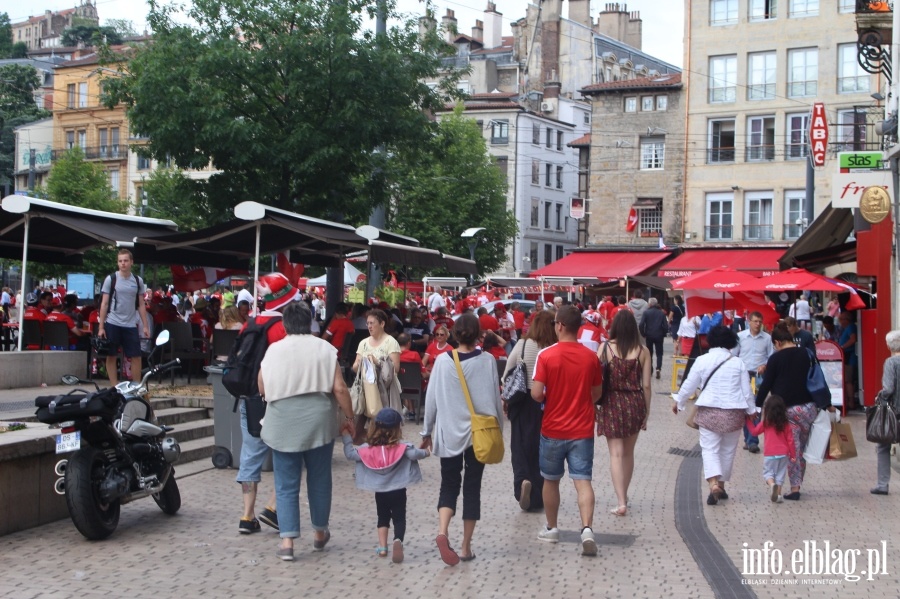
[[596, 311, 652, 516]]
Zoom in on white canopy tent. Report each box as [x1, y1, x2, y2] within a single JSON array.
[[304, 262, 364, 287]]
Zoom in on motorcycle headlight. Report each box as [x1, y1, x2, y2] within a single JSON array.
[[161, 437, 180, 463]]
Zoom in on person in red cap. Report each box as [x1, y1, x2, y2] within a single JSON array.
[[577, 311, 607, 353], [235, 272, 297, 536]]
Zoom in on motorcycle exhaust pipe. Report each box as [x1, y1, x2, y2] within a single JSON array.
[[54, 477, 66, 495], [119, 481, 166, 505], [55, 459, 68, 476]]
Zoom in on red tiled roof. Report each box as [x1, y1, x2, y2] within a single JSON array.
[[568, 133, 591, 147], [60, 46, 133, 67], [469, 92, 517, 99], [581, 72, 682, 94]]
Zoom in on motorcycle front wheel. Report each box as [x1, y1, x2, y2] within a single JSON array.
[[65, 447, 121, 540], [152, 473, 181, 515]]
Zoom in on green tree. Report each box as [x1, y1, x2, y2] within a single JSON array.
[[101, 0, 461, 225], [0, 65, 51, 193], [104, 19, 138, 38], [384, 107, 518, 275], [62, 25, 123, 47], [10, 42, 26, 58], [0, 13, 12, 58], [142, 167, 210, 230]]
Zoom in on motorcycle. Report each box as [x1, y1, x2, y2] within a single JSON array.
[[35, 330, 183, 540]]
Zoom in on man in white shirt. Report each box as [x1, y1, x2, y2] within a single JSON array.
[[733, 311, 773, 453], [427, 288, 444, 315]]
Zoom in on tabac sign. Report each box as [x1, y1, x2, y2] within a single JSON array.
[[808, 102, 828, 167]]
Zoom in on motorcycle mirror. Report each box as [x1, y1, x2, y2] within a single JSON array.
[[155, 329, 170, 346], [61, 374, 81, 385]]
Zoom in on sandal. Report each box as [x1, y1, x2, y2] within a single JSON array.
[[375, 546, 388, 557], [435, 534, 460, 566], [610, 505, 627, 516]]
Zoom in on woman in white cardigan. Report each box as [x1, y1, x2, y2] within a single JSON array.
[[421, 313, 503, 566], [672, 325, 756, 506]]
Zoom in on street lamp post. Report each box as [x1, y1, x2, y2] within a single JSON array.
[[460, 227, 485, 285]]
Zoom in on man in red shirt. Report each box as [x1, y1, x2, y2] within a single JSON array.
[[431, 306, 453, 333], [477, 306, 499, 333], [510, 301, 526, 336], [323, 302, 354, 352], [46, 304, 88, 350], [531, 305, 602, 556], [22, 293, 47, 350], [396, 333, 425, 421], [577, 311, 607, 353]]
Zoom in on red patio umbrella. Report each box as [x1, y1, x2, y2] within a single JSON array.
[[670, 268, 779, 325], [737, 268, 846, 293]]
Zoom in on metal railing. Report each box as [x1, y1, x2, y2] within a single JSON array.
[[745, 145, 776, 161], [51, 145, 123, 161], [705, 225, 733, 240], [743, 224, 774, 240], [707, 147, 736, 163], [783, 224, 804, 239]]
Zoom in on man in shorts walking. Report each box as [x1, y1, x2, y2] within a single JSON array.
[[97, 249, 150, 386], [531, 305, 603, 556]]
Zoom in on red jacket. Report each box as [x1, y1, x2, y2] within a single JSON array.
[[746, 418, 797, 459]]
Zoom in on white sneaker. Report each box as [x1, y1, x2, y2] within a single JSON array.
[[581, 527, 598, 556], [538, 526, 559, 543], [776, 495, 784, 503]]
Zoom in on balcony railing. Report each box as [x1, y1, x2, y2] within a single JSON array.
[[785, 143, 809, 160], [51, 145, 123, 161], [743, 224, 774, 240], [856, 0, 893, 14], [784, 224, 805, 239], [745, 145, 776, 161], [705, 225, 733, 240], [707, 147, 735, 163]]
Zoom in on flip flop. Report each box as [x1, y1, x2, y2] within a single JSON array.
[[460, 553, 476, 562], [375, 546, 388, 557], [435, 534, 459, 566]]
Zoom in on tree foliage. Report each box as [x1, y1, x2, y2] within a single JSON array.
[[62, 25, 123, 47], [0, 13, 12, 58], [104, 19, 138, 38], [0, 65, 51, 191], [101, 0, 461, 226], [385, 107, 518, 275], [142, 167, 210, 230]]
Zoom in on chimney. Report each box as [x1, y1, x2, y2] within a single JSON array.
[[596, 3, 642, 49], [483, 2, 503, 49], [442, 9, 458, 44], [419, 13, 436, 41], [472, 19, 484, 41], [541, 0, 562, 101], [568, 0, 592, 28]]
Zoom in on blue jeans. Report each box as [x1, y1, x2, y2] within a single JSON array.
[[272, 441, 334, 539], [539, 435, 594, 481], [235, 401, 271, 483]]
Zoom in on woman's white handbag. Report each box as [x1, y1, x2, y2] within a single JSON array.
[[803, 409, 834, 465]]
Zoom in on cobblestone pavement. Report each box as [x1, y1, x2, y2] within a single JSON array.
[[2, 344, 899, 598]]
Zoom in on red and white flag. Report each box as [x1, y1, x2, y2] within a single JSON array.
[[170, 266, 247, 292], [625, 207, 638, 232], [276, 253, 305, 288]]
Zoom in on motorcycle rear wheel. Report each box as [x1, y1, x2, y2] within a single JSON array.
[[65, 447, 121, 540], [152, 473, 181, 515]]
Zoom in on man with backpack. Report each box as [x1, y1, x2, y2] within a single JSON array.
[[226, 272, 298, 535], [97, 249, 150, 386]]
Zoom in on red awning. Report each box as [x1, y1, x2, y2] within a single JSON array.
[[530, 251, 671, 281], [657, 248, 786, 278]]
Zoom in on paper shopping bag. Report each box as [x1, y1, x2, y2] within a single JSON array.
[[828, 421, 858, 460], [803, 409, 832, 465]]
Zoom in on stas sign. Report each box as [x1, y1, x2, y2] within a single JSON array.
[[808, 102, 828, 167]]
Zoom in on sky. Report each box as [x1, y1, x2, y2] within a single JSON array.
[[2, 0, 684, 67]]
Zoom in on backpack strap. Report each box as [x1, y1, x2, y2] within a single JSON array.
[[109, 272, 117, 311]]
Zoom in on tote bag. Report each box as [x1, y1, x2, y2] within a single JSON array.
[[803, 409, 832, 465], [866, 392, 898, 444], [453, 350, 504, 465]]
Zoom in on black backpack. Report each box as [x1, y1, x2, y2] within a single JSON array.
[[109, 272, 143, 311], [222, 317, 280, 398]]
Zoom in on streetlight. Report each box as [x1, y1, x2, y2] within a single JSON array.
[[460, 227, 484, 284]]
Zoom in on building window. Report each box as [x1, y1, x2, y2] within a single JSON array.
[[748, 52, 776, 100], [786, 113, 809, 159], [66, 130, 75, 150], [529, 242, 538, 267], [490, 120, 508, 144], [747, 116, 775, 161], [706, 193, 733, 240], [531, 198, 540, 227], [556, 245, 564, 260], [137, 154, 152, 170], [77, 130, 87, 149], [546, 128, 553, 148], [532, 124, 540, 145], [545, 163, 552, 186], [837, 109, 867, 151], [637, 201, 663, 236], [555, 165, 563, 189], [708, 119, 736, 163], [583, 112, 591, 125], [66, 84, 76, 108], [838, 44, 870, 93], [532, 160, 540, 185], [544, 202, 551, 229], [710, 0, 738, 25], [78, 82, 88, 108], [789, 0, 818, 17], [750, 0, 777, 20], [625, 97, 637, 112], [555, 204, 563, 230], [109, 169, 120, 198], [745, 192, 774, 240], [656, 96, 668, 111], [99, 128, 108, 158], [556, 130, 563, 151], [493, 155, 508, 178], [709, 55, 737, 102], [838, 0, 854, 12], [544, 244, 553, 267], [788, 48, 817, 97], [641, 96, 654, 111], [784, 191, 806, 239], [640, 137, 665, 170]]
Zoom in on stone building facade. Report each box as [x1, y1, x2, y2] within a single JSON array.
[[11, 2, 99, 50]]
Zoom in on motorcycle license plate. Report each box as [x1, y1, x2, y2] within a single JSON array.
[[56, 431, 80, 454]]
